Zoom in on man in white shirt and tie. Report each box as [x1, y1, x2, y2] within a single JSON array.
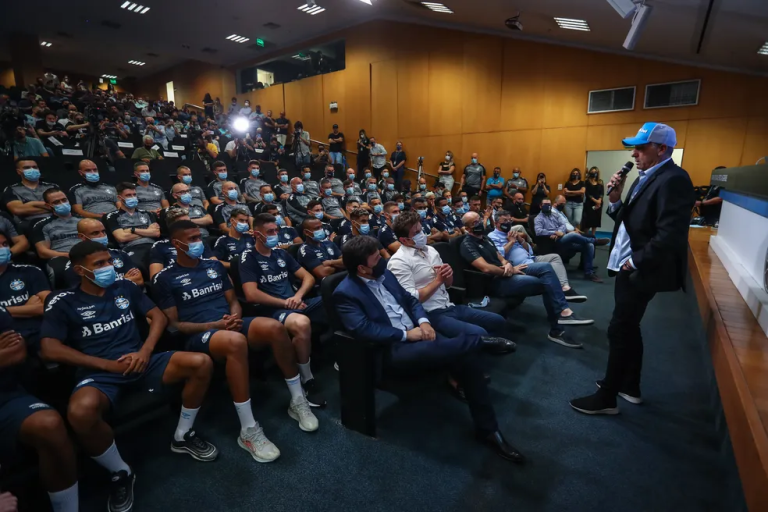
[[387, 211, 516, 354], [570, 123, 694, 416]]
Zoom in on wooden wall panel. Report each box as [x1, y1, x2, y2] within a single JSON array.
[[500, 41, 546, 132], [399, 134, 463, 183], [371, 60, 398, 153], [540, 47, 590, 129], [344, 63, 371, 137], [740, 117, 768, 166], [586, 120, 689, 152], [323, 70, 347, 134], [539, 127, 588, 187], [284, 75, 324, 142], [462, 36, 503, 134], [459, 129, 543, 183], [428, 50, 464, 136], [397, 53, 431, 139], [683, 117, 749, 184]]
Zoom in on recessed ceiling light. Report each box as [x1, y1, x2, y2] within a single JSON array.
[[121, 2, 150, 14], [40, 41, 53, 47], [226, 34, 249, 43], [554, 17, 591, 31], [759, 42, 768, 56], [298, 3, 326, 15], [422, 2, 453, 13], [128, 60, 145, 66], [358, 0, 372, 4], [102, 74, 117, 78]]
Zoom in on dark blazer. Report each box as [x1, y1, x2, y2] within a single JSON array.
[[608, 159, 694, 293], [333, 270, 428, 344]]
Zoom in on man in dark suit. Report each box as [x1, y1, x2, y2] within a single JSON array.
[[570, 123, 694, 415], [333, 236, 526, 463]]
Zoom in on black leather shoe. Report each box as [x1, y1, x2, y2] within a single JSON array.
[[476, 431, 527, 463], [481, 336, 517, 355]]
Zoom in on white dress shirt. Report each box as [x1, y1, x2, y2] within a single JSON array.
[[387, 245, 453, 313], [359, 275, 430, 342], [607, 157, 672, 272]]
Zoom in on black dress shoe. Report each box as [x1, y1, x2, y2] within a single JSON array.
[[476, 431, 527, 463], [595, 380, 643, 404], [481, 336, 517, 355], [570, 391, 619, 415]]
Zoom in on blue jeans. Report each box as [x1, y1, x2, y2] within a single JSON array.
[[557, 232, 595, 275], [427, 305, 507, 338], [490, 262, 568, 331], [564, 201, 583, 227], [330, 152, 343, 164], [295, 153, 310, 167]]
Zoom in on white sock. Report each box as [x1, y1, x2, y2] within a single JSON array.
[[174, 406, 200, 442], [91, 441, 130, 475], [49, 481, 79, 512], [298, 360, 314, 384], [234, 399, 257, 433], [285, 374, 304, 400]]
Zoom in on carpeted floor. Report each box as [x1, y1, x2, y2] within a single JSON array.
[[76, 246, 739, 512]]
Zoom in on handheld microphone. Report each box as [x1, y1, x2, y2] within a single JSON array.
[[607, 162, 634, 195]]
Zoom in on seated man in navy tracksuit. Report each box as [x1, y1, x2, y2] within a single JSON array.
[[332, 235, 525, 463]]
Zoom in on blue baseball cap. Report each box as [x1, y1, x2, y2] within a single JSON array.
[[622, 122, 677, 148]]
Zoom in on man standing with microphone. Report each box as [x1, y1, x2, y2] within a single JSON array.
[[570, 123, 694, 415]]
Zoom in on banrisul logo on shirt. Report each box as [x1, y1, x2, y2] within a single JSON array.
[[182, 281, 223, 300], [10, 279, 24, 291], [82, 310, 135, 337], [206, 268, 218, 279]]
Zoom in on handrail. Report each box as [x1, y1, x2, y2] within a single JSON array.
[[184, 103, 205, 111]]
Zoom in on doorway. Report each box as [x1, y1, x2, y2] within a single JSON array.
[[166, 81, 175, 104]]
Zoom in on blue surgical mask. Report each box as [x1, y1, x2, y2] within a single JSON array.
[[90, 236, 109, 246], [382, 172, 389, 178], [54, 203, 71, 216], [250, 168, 260, 177], [325, 188, 333, 196], [182, 175, 193, 184], [179, 193, 192, 205], [124, 197, 139, 208], [345, 187, 354, 196], [347, 174, 355, 181], [280, 175, 288, 183], [397, 202, 405, 210], [313, 211, 324, 220], [311, 229, 326, 242], [365, 173, 372, 179], [0, 247, 11, 265], [265, 234, 279, 248], [390, 213, 399, 224], [235, 222, 250, 233], [83, 265, 116, 288], [275, 215, 284, 226], [441, 205, 451, 215], [304, 173, 312, 180], [387, 183, 395, 191], [183, 240, 205, 259], [227, 189, 238, 200], [139, 172, 151, 182], [358, 223, 370, 235], [419, 184, 426, 190], [264, 193, 274, 202], [513, 172, 520, 179], [412, 232, 428, 249], [85, 172, 100, 183], [373, 204, 383, 214], [296, 184, 304, 193], [217, 171, 228, 180], [417, 209, 427, 219], [23, 169, 41, 181], [471, 158, 478, 164], [368, 183, 377, 191]]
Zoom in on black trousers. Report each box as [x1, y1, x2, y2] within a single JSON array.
[[602, 270, 656, 395], [386, 333, 498, 433], [125, 243, 153, 279], [462, 185, 480, 199]]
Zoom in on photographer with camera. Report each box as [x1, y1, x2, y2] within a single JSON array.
[[293, 121, 311, 167]]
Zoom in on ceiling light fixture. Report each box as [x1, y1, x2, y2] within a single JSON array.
[[422, 2, 453, 14], [121, 2, 150, 14], [298, 3, 326, 15], [128, 60, 146, 66], [358, 0, 372, 4], [40, 41, 53, 47], [292, 53, 311, 61], [226, 34, 249, 43], [759, 42, 768, 56], [102, 74, 117, 79], [554, 17, 591, 31]]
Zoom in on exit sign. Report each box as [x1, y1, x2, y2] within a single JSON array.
[[109, 79, 117, 85], [256, 38, 265, 47]]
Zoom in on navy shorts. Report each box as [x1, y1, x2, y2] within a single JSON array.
[[260, 296, 325, 324], [185, 316, 258, 355], [72, 352, 175, 406], [0, 391, 54, 463]]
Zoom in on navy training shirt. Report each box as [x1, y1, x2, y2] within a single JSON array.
[[0, 306, 18, 392], [152, 259, 232, 324], [41, 280, 155, 377], [213, 234, 255, 262], [239, 248, 299, 300], [297, 241, 341, 271], [0, 263, 50, 341]]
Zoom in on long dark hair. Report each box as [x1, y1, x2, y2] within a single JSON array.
[[203, 93, 213, 103], [587, 166, 602, 184], [569, 168, 582, 182]]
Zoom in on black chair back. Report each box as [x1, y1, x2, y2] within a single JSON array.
[[228, 253, 245, 299], [286, 243, 301, 261], [534, 235, 558, 255], [320, 271, 348, 332]]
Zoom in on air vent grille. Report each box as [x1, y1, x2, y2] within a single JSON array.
[[263, 22, 281, 29], [588, 86, 636, 114], [644, 79, 701, 109]]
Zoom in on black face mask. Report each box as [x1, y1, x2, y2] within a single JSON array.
[[542, 205, 552, 214], [499, 222, 512, 233], [369, 257, 387, 279], [515, 201, 524, 206], [556, 204, 566, 212], [571, 175, 579, 180], [472, 222, 485, 235]]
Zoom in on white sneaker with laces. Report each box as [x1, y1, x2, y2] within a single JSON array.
[[288, 395, 319, 432], [238, 423, 281, 463]]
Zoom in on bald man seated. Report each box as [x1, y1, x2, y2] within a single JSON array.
[[69, 160, 119, 219], [212, 181, 250, 233], [62, 218, 144, 288]]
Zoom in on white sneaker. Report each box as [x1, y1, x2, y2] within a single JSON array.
[[288, 395, 319, 432], [238, 424, 281, 463]]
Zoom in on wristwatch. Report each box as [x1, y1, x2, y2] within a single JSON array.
[[131, 226, 136, 234]]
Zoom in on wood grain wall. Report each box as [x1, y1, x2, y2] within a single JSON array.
[[143, 21, 768, 186]]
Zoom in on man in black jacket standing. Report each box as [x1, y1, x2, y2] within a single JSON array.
[[570, 123, 694, 415]]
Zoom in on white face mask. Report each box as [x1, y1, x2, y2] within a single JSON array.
[[411, 231, 428, 249]]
